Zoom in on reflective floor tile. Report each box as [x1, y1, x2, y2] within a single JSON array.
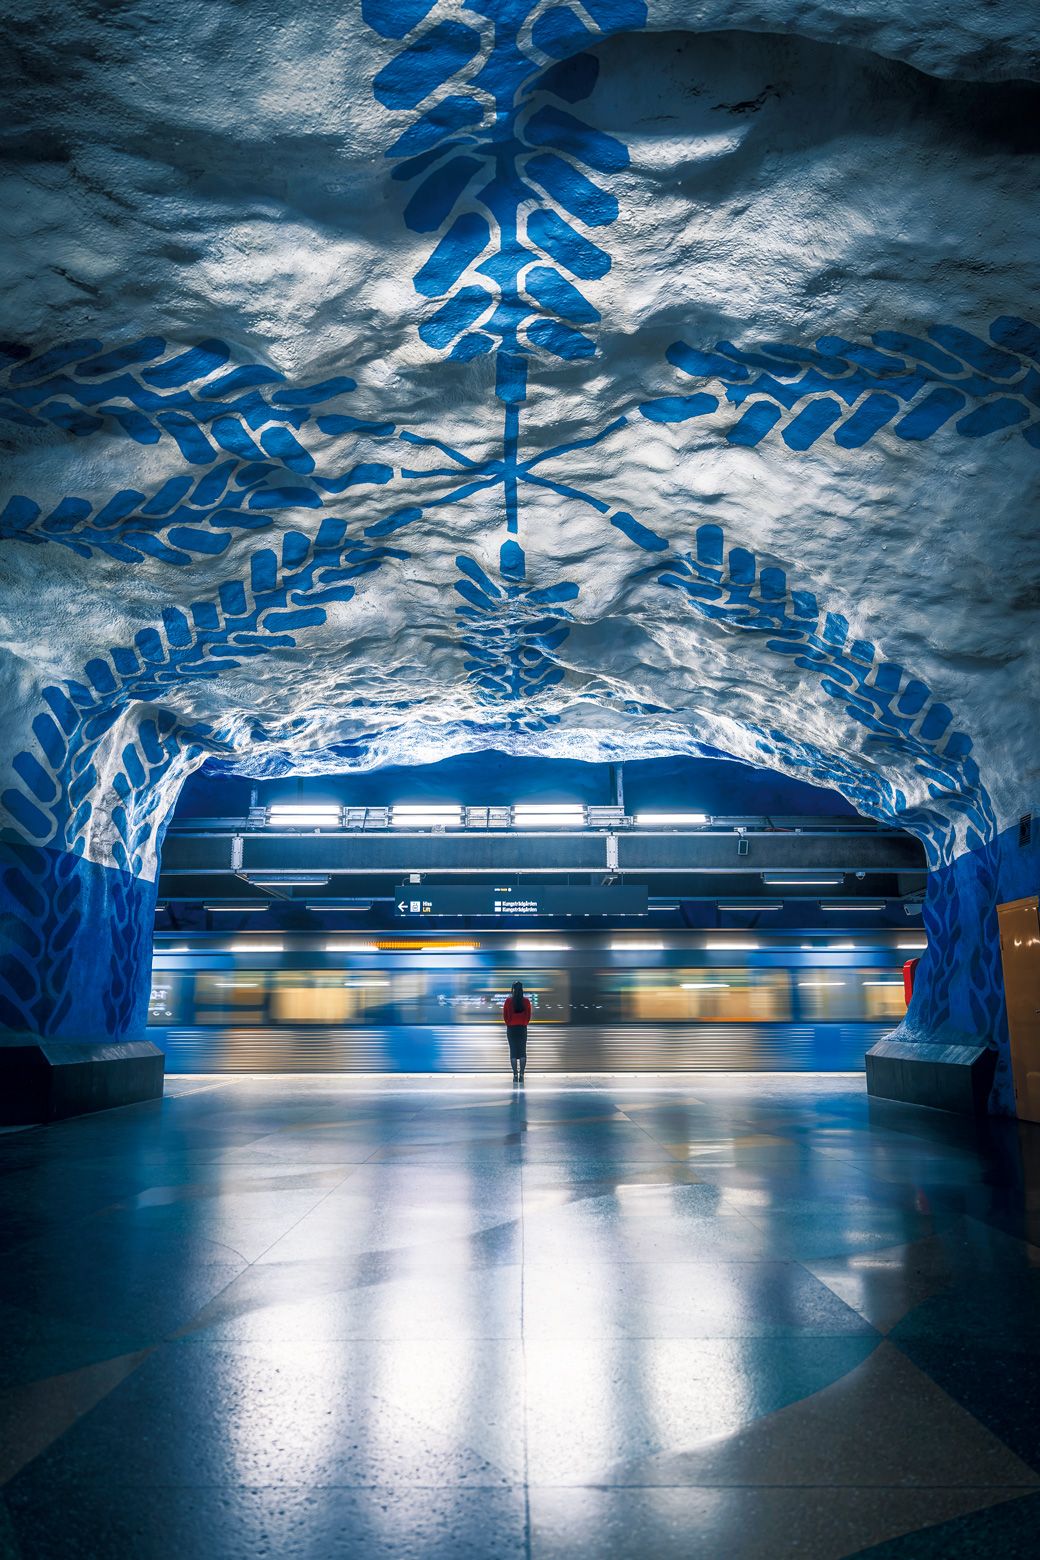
[[621, 1341, 1040, 1490], [255, 1192, 522, 1266], [8, 1338, 527, 1490], [528, 1486, 1032, 1560], [4, 1076, 1040, 1560], [3, 1483, 529, 1560], [522, 1259, 875, 1339], [522, 1207, 770, 1264], [182, 1257, 523, 1341], [522, 1336, 878, 1484]]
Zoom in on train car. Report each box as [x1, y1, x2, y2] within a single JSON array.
[[148, 929, 922, 1073]]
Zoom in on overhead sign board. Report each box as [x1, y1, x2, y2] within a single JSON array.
[[394, 883, 648, 917]]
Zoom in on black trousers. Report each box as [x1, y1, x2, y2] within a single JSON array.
[[507, 1026, 527, 1061]]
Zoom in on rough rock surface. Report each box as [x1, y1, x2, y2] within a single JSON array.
[[0, 1, 1038, 1097]]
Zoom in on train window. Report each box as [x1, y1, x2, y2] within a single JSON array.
[[796, 971, 907, 1022], [425, 971, 570, 1025], [859, 975, 908, 1020], [147, 973, 186, 1025], [604, 969, 791, 1023], [270, 972, 397, 1025], [251, 971, 570, 1027], [194, 970, 268, 1025]]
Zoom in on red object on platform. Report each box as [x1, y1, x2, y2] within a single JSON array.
[[503, 997, 532, 1026], [903, 957, 920, 1007]]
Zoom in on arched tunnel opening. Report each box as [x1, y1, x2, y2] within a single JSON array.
[[147, 750, 929, 1075]]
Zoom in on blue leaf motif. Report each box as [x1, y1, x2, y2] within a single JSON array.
[[373, 20, 482, 111], [367, 0, 636, 361], [525, 154, 618, 227], [527, 208, 610, 280], [525, 265, 599, 325], [524, 106, 629, 173]]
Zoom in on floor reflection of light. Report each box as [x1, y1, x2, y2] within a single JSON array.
[[223, 1344, 344, 1485], [716, 1185, 773, 1209], [614, 1181, 684, 1215], [370, 1341, 522, 1484], [679, 1138, 738, 1158], [522, 1186, 573, 1213], [680, 1263, 749, 1335], [525, 1333, 762, 1482], [848, 1253, 911, 1267]]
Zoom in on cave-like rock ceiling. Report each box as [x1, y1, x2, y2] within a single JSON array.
[[1, 0, 1037, 880]]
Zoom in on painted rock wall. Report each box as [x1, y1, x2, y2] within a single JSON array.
[[0, 1, 1037, 1096]]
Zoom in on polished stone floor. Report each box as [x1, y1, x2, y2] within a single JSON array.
[[2, 1073, 1040, 1558]]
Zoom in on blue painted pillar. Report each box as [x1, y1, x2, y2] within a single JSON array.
[[0, 838, 157, 1044], [0, 674, 200, 1051], [870, 822, 1040, 1114]]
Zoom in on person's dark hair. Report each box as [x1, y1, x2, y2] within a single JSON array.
[[511, 980, 524, 1014]]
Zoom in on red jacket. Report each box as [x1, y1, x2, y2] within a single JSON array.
[[503, 997, 531, 1026]]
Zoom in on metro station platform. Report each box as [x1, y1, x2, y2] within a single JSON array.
[[2, 1074, 1040, 1559]]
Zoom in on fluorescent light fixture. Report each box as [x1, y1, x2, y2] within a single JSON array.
[[898, 942, 927, 950], [392, 804, 462, 812], [819, 900, 886, 912], [799, 980, 846, 987], [392, 816, 460, 826], [325, 941, 379, 952], [513, 803, 583, 812], [706, 940, 760, 950], [610, 941, 665, 951], [391, 805, 462, 827], [762, 872, 844, 886], [513, 803, 585, 827], [268, 803, 341, 827], [635, 812, 709, 825], [720, 901, 783, 912], [680, 982, 731, 990], [247, 875, 330, 887], [267, 816, 341, 828], [269, 802, 340, 814], [230, 942, 284, 952], [862, 981, 905, 987], [513, 942, 571, 951], [343, 980, 391, 987], [515, 816, 585, 828], [205, 903, 269, 912]]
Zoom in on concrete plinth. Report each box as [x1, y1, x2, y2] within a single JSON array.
[[865, 1036, 997, 1115], [0, 1036, 164, 1126]]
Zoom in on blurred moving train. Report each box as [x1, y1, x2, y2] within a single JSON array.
[[149, 929, 921, 1072]]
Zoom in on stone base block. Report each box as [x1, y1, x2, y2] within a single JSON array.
[[0, 1037, 164, 1126], [865, 1036, 996, 1114]]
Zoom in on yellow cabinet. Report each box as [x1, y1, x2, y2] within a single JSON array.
[[998, 896, 1040, 1123]]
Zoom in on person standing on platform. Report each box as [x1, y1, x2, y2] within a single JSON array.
[[503, 980, 531, 1085]]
